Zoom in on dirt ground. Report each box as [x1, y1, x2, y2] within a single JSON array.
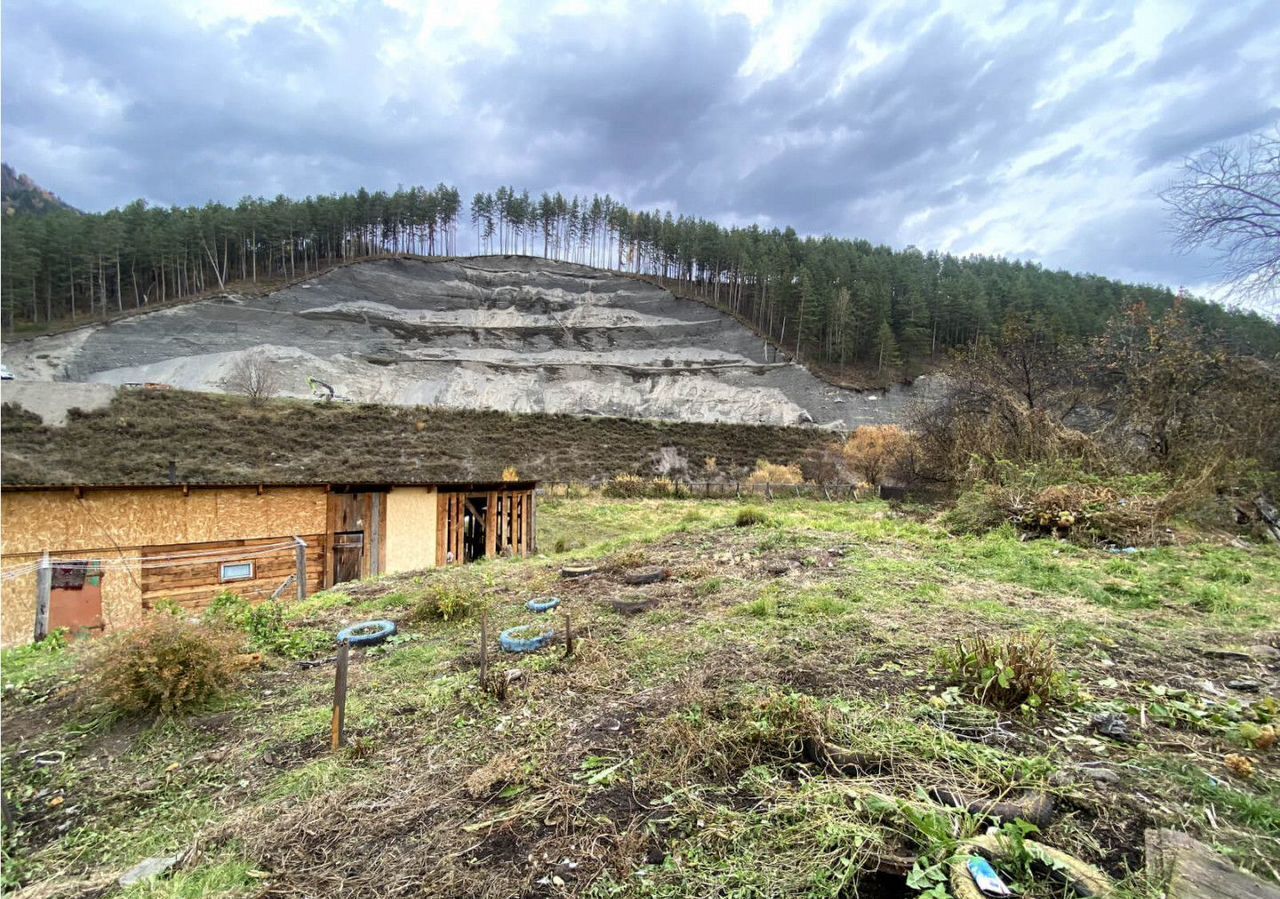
[[2, 497, 1277, 898]]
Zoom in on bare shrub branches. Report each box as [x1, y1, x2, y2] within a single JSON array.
[[1162, 127, 1280, 304], [219, 350, 281, 405]]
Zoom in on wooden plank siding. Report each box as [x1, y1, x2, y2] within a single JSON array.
[[141, 534, 325, 611], [435, 488, 534, 566]]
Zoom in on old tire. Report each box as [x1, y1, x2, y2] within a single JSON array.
[[949, 833, 1112, 898], [500, 624, 555, 653], [560, 564, 598, 578], [526, 597, 561, 613], [622, 567, 669, 585], [336, 619, 397, 647]]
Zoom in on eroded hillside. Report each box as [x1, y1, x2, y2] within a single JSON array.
[[2, 257, 926, 428]]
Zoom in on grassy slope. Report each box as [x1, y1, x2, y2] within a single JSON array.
[[0, 390, 833, 486], [2, 498, 1278, 898]]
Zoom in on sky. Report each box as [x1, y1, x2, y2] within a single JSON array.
[[2, 0, 1278, 302]]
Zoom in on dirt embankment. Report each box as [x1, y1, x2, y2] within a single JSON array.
[[1, 256, 933, 429]]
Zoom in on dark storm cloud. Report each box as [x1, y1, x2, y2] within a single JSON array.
[[2, 0, 1278, 300]]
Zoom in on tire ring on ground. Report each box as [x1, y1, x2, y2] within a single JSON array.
[[500, 625, 556, 653], [336, 619, 398, 647], [948, 833, 1113, 899], [623, 568, 669, 585], [560, 564, 598, 578], [526, 597, 561, 613]]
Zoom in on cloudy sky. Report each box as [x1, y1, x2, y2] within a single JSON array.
[[3, 0, 1277, 299]]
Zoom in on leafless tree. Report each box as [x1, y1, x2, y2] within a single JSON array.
[[220, 351, 281, 405], [1162, 127, 1280, 304]]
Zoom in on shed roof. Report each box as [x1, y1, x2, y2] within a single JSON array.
[[1, 479, 539, 493]]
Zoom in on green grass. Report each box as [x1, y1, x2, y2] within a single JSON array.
[[4, 495, 1278, 896]]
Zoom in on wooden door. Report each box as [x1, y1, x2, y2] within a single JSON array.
[[332, 533, 364, 584]]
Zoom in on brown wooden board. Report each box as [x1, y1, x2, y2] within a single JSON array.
[[1145, 829, 1280, 899]]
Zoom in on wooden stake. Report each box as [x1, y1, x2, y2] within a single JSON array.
[[564, 613, 573, 659], [294, 536, 307, 602], [479, 612, 489, 687], [34, 552, 51, 643], [331, 640, 349, 751]]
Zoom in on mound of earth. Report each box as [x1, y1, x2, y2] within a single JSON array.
[[2, 256, 930, 427]]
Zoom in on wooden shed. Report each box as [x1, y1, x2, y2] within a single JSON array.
[[0, 479, 537, 646]]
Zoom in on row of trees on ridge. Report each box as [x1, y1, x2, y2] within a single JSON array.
[[4, 182, 1278, 370]]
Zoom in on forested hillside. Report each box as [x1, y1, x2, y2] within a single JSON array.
[[0, 164, 78, 218], [3, 182, 1278, 370]]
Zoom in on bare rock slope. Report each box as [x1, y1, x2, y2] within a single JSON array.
[[3, 257, 925, 427]]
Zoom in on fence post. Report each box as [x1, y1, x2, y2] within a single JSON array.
[[33, 552, 51, 643], [479, 611, 489, 688], [331, 639, 350, 751], [294, 536, 307, 602]]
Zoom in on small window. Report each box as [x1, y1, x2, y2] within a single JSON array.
[[220, 561, 254, 582]]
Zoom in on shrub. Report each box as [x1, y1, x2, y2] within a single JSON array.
[[203, 590, 328, 659], [744, 460, 804, 487], [218, 350, 281, 406], [650, 476, 676, 497], [735, 507, 769, 527], [934, 633, 1072, 712], [603, 473, 648, 498], [945, 464, 1176, 545], [409, 584, 478, 622], [841, 425, 915, 485], [82, 616, 244, 715], [602, 473, 678, 498]]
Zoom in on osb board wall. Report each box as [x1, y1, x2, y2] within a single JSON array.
[[384, 488, 437, 574], [141, 534, 326, 611], [1, 554, 144, 649], [0, 487, 327, 557]]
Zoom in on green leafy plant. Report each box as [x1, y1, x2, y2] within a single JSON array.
[[934, 633, 1073, 712], [408, 584, 478, 622], [203, 590, 328, 659]]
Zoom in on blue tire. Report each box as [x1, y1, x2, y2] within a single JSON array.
[[500, 624, 555, 653], [336, 619, 397, 646], [526, 597, 561, 613]]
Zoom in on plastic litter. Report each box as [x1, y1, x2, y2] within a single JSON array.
[[967, 857, 1012, 897]]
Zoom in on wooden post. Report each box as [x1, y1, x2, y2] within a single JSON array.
[[294, 536, 307, 602], [331, 640, 349, 751], [564, 613, 573, 659], [479, 612, 489, 687], [33, 552, 51, 643]]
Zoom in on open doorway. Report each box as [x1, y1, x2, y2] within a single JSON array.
[[462, 495, 488, 562]]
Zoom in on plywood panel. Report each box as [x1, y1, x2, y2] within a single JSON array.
[[1, 552, 144, 648], [384, 487, 437, 574], [1, 487, 327, 556]]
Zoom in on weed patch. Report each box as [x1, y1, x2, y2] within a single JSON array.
[[934, 633, 1073, 712]]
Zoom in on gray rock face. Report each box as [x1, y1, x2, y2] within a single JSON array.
[[3, 257, 932, 428]]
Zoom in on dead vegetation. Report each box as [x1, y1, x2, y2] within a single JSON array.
[[0, 389, 833, 486], [79, 616, 246, 716]]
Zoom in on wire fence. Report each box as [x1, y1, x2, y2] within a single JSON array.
[[536, 481, 892, 501], [1, 541, 304, 581]]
